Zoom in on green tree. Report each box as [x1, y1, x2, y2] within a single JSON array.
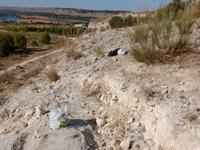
[[0, 33, 15, 57], [12, 32, 27, 49], [41, 32, 51, 44]]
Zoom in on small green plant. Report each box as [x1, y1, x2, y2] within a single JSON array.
[[47, 45, 52, 49], [9, 54, 21, 60], [93, 46, 104, 55], [31, 40, 39, 47], [46, 67, 59, 83], [0, 72, 13, 85], [23, 68, 42, 80], [41, 32, 51, 44]]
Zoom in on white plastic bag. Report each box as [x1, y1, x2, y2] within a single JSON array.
[[117, 49, 127, 55], [50, 104, 69, 130]]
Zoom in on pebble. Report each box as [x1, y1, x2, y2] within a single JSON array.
[[96, 117, 106, 127], [120, 138, 131, 149], [35, 107, 46, 118]]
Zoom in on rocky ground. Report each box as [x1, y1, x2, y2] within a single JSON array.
[[0, 17, 200, 150]]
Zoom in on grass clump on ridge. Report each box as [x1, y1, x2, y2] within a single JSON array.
[[45, 67, 59, 83], [65, 40, 83, 60], [129, 4, 194, 63]]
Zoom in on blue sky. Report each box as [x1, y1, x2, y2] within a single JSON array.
[[0, 0, 188, 11]]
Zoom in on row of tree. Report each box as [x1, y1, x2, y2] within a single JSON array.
[[5, 26, 86, 36]]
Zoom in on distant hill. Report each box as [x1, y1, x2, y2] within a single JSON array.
[[0, 7, 129, 18]]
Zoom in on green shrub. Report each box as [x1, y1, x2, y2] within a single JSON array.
[[124, 15, 137, 27], [130, 26, 155, 62], [0, 33, 15, 57], [12, 32, 27, 49], [166, 0, 186, 19], [93, 46, 104, 55], [109, 16, 123, 29], [41, 32, 51, 44], [31, 40, 38, 47]]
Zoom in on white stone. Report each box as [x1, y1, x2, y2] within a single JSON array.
[[100, 95, 105, 101], [24, 109, 35, 122], [96, 117, 106, 127], [82, 102, 86, 107], [35, 107, 46, 118], [197, 40, 200, 46], [120, 138, 131, 150], [127, 117, 134, 124]]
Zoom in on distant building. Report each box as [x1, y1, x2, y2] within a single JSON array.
[[74, 24, 87, 28]]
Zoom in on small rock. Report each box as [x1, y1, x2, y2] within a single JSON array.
[[112, 95, 118, 101], [35, 107, 46, 118], [161, 89, 168, 95], [132, 122, 141, 128], [100, 107, 104, 112], [100, 142, 106, 147], [100, 95, 105, 101], [24, 110, 35, 122], [120, 138, 131, 150], [127, 117, 134, 124], [82, 102, 86, 107], [96, 117, 106, 127], [197, 40, 200, 46], [17, 121, 28, 128]]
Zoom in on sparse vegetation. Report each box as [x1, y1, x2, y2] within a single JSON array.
[[65, 40, 83, 60], [0, 109, 9, 121], [0, 33, 15, 57], [130, 4, 194, 63], [123, 15, 137, 27], [188, 2, 200, 18], [12, 32, 27, 49], [31, 40, 39, 47], [100, 27, 106, 32], [45, 67, 60, 83], [93, 46, 104, 55], [23, 68, 42, 80], [109, 16, 124, 29], [185, 112, 197, 122], [41, 32, 51, 44]]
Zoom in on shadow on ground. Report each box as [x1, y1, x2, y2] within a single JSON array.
[[68, 119, 96, 127]]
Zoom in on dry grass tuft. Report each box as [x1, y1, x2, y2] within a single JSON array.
[[188, 2, 200, 18], [46, 67, 60, 83], [0, 109, 9, 121], [100, 27, 106, 32], [65, 40, 83, 60], [185, 112, 197, 122]]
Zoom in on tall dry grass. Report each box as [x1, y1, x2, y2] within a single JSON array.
[[130, 5, 194, 63]]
